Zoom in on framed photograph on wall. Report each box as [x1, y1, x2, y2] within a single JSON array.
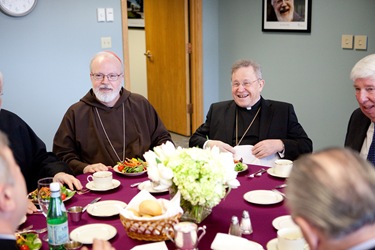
[[127, 0, 144, 28], [262, 0, 311, 32]]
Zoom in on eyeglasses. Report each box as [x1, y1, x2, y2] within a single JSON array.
[[90, 73, 123, 81], [231, 79, 261, 88]]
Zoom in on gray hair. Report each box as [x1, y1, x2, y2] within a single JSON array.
[[350, 54, 375, 81], [231, 59, 263, 80], [286, 148, 375, 239], [0, 131, 14, 185]]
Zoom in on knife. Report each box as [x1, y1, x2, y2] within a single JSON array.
[[82, 197, 101, 212]]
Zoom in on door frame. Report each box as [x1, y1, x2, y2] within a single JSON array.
[[120, 0, 203, 133]]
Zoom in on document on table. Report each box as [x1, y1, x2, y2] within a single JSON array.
[[234, 145, 278, 167]]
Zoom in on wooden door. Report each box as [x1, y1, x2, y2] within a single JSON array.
[[144, 0, 191, 136]]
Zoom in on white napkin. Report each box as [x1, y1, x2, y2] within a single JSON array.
[[120, 189, 183, 220], [130, 241, 168, 250], [234, 145, 278, 167], [211, 233, 264, 250]]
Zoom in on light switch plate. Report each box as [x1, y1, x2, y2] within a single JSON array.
[[106, 8, 114, 22], [341, 35, 353, 49], [97, 8, 105, 22], [354, 35, 367, 50]]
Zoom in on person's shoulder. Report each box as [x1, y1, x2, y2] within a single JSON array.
[[263, 99, 292, 108], [210, 100, 233, 108], [0, 109, 28, 123]]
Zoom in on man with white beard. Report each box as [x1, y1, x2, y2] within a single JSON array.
[[53, 51, 172, 175], [271, 0, 303, 22]]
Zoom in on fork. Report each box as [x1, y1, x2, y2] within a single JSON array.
[[248, 168, 266, 178], [272, 189, 286, 198], [16, 224, 33, 233], [275, 183, 287, 189], [77, 188, 90, 195]]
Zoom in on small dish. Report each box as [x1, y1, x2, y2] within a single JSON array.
[[243, 190, 284, 205], [86, 179, 121, 191], [272, 215, 298, 230], [70, 223, 117, 244], [267, 238, 309, 250], [267, 168, 289, 178], [137, 180, 168, 193], [234, 163, 248, 173], [28, 187, 76, 204], [87, 200, 127, 217], [64, 240, 83, 250], [113, 165, 147, 176]]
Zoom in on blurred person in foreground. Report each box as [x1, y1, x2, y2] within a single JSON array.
[[0, 131, 114, 249], [0, 72, 82, 213], [270, 0, 304, 22], [189, 59, 312, 161], [53, 51, 172, 175], [286, 147, 375, 250], [345, 54, 375, 164]]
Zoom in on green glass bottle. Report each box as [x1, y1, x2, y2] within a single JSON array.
[[47, 182, 69, 250]]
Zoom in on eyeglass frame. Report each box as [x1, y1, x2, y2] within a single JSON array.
[[231, 78, 261, 88], [90, 72, 123, 81]]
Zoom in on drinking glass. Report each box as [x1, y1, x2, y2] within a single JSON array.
[[37, 177, 54, 241]]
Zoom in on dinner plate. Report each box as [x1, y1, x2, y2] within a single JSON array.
[[267, 168, 289, 178], [86, 179, 121, 191], [70, 223, 117, 244], [272, 215, 298, 230], [243, 190, 284, 205], [87, 200, 127, 217], [113, 165, 147, 176], [137, 180, 168, 193], [266, 238, 309, 250], [28, 188, 76, 204]]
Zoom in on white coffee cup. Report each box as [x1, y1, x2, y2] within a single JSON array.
[[277, 227, 305, 250], [87, 171, 113, 189], [274, 159, 293, 177]]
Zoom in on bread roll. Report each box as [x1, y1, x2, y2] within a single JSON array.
[[139, 200, 163, 216]]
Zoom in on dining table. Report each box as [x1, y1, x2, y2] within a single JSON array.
[[21, 164, 290, 250]]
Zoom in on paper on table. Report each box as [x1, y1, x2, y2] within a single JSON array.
[[130, 241, 168, 250], [119, 189, 183, 220], [211, 233, 264, 250], [234, 145, 278, 167]]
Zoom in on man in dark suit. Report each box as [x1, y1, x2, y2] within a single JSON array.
[[345, 54, 375, 162], [286, 148, 375, 250], [189, 59, 312, 161]]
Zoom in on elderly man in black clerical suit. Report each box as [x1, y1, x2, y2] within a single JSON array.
[[189, 59, 312, 161], [345, 54, 375, 165]]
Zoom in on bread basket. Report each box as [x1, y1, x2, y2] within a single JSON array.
[[120, 212, 181, 241]]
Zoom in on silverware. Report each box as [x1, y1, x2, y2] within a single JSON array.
[[272, 189, 286, 198], [77, 188, 90, 195], [130, 182, 142, 188], [275, 183, 287, 189], [248, 168, 266, 178], [16, 224, 33, 233], [82, 197, 101, 212]]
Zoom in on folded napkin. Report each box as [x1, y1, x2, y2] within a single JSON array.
[[211, 233, 264, 250], [120, 189, 183, 220], [234, 145, 278, 167], [130, 241, 168, 250]]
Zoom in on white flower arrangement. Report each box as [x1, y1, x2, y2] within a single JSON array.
[[143, 141, 240, 208]]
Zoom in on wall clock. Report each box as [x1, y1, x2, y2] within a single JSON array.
[[0, 0, 37, 17]]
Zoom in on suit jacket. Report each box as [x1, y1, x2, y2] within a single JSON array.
[[189, 98, 312, 160], [0, 238, 17, 249], [344, 108, 371, 152]]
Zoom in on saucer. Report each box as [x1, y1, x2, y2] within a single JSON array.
[[86, 179, 120, 191], [267, 168, 289, 178], [138, 180, 168, 193], [272, 215, 298, 230], [87, 200, 127, 217], [266, 238, 309, 250]]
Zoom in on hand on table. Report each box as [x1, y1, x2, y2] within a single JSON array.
[[27, 199, 38, 214], [83, 163, 111, 174], [205, 140, 235, 154], [53, 172, 83, 190], [252, 139, 284, 158], [81, 239, 116, 250]]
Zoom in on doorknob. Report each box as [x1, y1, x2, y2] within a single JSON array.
[[144, 50, 153, 59]]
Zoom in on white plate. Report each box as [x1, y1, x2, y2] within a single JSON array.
[[70, 223, 117, 244], [267, 168, 289, 178], [211, 233, 263, 250], [272, 215, 298, 230], [235, 163, 248, 173], [86, 179, 121, 191], [87, 200, 127, 217], [113, 165, 147, 176], [243, 190, 284, 205], [137, 180, 168, 193], [266, 238, 309, 250]]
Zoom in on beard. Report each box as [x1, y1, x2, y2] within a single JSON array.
[[276, 7, 294, 22], [93, 85, 121, 104]]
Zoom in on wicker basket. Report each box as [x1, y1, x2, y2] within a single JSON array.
[[120, 213, 181, 241]]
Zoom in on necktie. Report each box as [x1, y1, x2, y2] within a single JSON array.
[[367, 124, 375, 165]]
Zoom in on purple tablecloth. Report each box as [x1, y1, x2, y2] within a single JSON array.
[[21, 165, 288, 249]]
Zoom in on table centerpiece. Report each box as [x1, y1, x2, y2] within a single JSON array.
[[143, 141, 240, 223]]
